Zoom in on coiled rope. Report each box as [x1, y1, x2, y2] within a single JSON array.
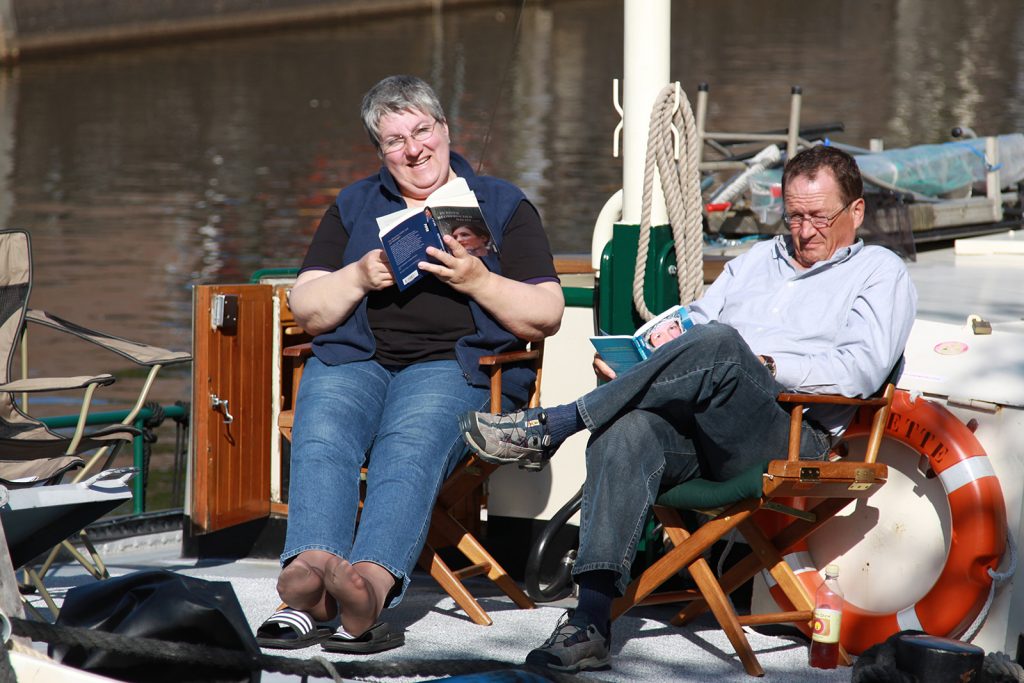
[[8, 616, 589, 682], [632, 83, 705, 321], [963, 531, 1018, 643]]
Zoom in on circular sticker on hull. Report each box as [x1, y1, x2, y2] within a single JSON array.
[[934, 341, 969, 355]]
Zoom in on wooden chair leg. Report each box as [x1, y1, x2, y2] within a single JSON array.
[[741, 519, 814, 612], [738, 517, 852, 667], [417, 543, 492, 626], [675, 497, 848, 626], [428, 507, 534, 610], [675, 526, 766, 677], [612, 506, 753, 620]]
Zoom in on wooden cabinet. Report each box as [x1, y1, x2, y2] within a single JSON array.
[[190, 283, 309, 534], [189, 283, 482, 540]]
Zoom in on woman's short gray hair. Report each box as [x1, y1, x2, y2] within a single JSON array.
[[360, 75, 446, 149]]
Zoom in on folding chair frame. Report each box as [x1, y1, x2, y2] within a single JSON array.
[[277, 341, 541, 625], [612, 382, 896, 676]]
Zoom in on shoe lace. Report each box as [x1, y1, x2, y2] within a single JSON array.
[[494, 411, 530, 447], [542, 610, 585, 648]]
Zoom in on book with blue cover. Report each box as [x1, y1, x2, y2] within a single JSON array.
[[590, 304, 694, 375], [375, 177, 495, 291]]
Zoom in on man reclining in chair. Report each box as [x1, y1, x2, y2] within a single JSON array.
[[460, 144, 917, 673]]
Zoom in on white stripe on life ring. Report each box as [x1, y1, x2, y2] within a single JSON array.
[[762, 550, 816, 589], [938, 456, 995, 495], [897, 604, 923, 631]]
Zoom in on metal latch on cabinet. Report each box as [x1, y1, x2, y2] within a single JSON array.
[[210, 394, 234, 424]]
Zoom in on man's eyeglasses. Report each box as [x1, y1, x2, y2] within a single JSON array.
[[783, 199, 854, 230], [379, 120, 439, 155]]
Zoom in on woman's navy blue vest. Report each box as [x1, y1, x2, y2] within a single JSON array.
[[310, 152, 536, 405]]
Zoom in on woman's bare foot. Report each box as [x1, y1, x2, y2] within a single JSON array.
[[277, 551, 338, 622], [324, 557, 395, 636]]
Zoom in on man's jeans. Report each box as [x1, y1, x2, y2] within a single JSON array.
[[282, 357, 491, 606], [573, 322, 832, 594]]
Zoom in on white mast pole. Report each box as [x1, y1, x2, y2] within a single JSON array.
[[621, 0, 670, 225]]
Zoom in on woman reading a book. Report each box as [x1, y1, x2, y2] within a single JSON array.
[[256, 75, 563, 648]]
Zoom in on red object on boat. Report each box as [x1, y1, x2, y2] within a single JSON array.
[[761, 390, 1007, 655]]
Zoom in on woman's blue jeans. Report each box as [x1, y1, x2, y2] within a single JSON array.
[[282, 356, 491, 607], [572, 322, 832, 594]]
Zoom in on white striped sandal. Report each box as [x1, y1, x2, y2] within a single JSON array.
[[255, 606, 333, 650]]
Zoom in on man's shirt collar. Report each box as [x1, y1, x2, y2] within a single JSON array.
[[773, 235, 864, 277]]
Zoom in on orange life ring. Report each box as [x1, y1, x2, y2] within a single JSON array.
[[762, 389, 1006, 655]]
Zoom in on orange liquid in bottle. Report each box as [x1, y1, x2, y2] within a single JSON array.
[[809, 639, 839, 669]]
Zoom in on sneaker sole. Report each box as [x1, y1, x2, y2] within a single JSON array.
[[535, 655, 611, 673]]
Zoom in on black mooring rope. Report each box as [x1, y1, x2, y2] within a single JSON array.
[[10, 616, 592, 682]]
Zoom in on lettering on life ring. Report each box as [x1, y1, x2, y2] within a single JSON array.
[[762, 390, 1006, 655]]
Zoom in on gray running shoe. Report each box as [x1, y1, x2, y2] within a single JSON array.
[[459, 407, 554, 470], [525, 610, 611, 672]]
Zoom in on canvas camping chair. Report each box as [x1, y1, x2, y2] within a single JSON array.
[[2, 467, 136, 618], [610, 365, 900, 677], [278, 339, 540, 626], [0, 229, 191, 613]]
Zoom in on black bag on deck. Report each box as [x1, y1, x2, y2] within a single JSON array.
[[50, 569, 261, 683]]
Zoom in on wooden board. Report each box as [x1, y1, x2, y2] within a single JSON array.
[[191, 284, 273, 532]]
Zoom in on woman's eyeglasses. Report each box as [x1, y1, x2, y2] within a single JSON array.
[[380, 120, 439, 155]]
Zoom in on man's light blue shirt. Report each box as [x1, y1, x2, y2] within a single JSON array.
[[689, 235, 917, 433]]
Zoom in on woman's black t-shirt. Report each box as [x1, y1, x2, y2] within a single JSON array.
[[300, 200, 558, 366]]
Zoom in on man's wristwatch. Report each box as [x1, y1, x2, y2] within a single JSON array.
[[761, 355, 777, 378]]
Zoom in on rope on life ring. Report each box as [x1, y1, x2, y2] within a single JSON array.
[[761, 390, 1009, 655]]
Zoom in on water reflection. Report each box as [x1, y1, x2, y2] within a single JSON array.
[[6, 0, 1024, 407]]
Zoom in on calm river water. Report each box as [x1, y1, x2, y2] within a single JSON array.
[[5, 0, 1024, 410]]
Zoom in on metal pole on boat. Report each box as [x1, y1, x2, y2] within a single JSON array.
[[986, 136, 1002, 223], [787, 86, 802, 160], [591, 0, 672, 270], [695, 83, 709, 167], [621, 0, 670, 225]]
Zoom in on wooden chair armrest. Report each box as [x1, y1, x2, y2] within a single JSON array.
[[782, 383, 896, 464], [777, 392, 890, 407], [478, 349, 542, 366], [480, 342, 545, 412], [283, 342, 313, 359]]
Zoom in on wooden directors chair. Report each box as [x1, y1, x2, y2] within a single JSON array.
[[278, 341, 540, 626], [610, 374, 898, 677]]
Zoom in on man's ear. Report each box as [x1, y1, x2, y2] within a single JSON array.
[[850, 197, 866, 230]]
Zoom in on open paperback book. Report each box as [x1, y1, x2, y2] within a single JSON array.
[[376, 177, 497, 291], [590, 304, 694, 375]]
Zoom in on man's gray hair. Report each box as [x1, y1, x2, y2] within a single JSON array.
[[360, 75, 446, 149]]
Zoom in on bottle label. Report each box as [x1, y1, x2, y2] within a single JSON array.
[[811, 608, 842, 644]]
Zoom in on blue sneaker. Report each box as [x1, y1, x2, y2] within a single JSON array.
[[459, 407, 554, 470], [525, 610, 611, 672]]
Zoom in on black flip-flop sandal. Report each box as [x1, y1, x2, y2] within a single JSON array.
[[255, 607, 333, 650], [321, 622, 404, 654]]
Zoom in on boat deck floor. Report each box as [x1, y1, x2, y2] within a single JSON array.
[[24, 529, 851, 682]]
